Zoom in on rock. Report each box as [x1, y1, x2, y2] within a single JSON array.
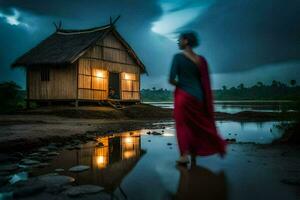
[[151, 131, 162, 135], [69, 165, 90, 172], [9, 171, 28, 184], [13, 178, 46, 198], [37, 163, 50, 168], [167, 143, 172, 146], [0, 164, 19, 172], [38, 148, 49, 153], [148, 140, 151, 142], [28, 152, 40, 157], [225, 138, 236, 142], [37, 174, 75, 187], [21, 159, 40, 165], [65, 185, 104, 197], [55, 168, 65, 172], [47, 152, 59, 157], [146, 131, 151, 135]]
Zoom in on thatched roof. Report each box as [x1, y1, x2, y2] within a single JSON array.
[[11, 24, 147, 74]]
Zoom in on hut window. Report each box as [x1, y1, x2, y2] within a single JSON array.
[[41, 68, 50, 81]]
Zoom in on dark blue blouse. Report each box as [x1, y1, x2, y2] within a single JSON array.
[[169, 53, 203, 101]]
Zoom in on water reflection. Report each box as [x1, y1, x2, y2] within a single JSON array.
[[146, 102, 296, 113], [173, 164, 227, 200], [31, 130, 145, 196]]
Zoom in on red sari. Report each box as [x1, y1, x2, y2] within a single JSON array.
[[173, 55, 227, 156]]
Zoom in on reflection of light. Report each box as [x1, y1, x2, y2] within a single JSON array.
[[124, 137, 133, 144], [123, 150, 135, 159], [97, 156, 105, 165]]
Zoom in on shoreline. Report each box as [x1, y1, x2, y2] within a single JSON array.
[[0, 104, 298, 153]]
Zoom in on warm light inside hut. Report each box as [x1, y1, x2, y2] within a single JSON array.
[[95, 69, 106, 78], [123, 72, 136, 80]]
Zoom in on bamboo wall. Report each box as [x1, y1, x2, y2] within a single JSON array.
[[78, 31, 141, 101], [28, 65, 77, 100], [27, 32, 141, 101]]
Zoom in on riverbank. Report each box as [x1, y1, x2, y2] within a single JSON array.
[[0, 103, 299, 153]]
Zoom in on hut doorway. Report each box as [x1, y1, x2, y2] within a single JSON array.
[[109, 72, 120, 99]]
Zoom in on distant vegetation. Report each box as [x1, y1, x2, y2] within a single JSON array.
[[141, 80, 300, 102], [0, 81, 26, 113]]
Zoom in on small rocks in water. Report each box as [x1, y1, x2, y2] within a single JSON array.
[[47, 152, 60, 157], [228, 133, 232, 135], [151, 131, 163, 135], [28, 152, 40, 157], [55, 168, 65, 172], [65, 185, 104, 197], [226, 138, 236, 142], [167, 143, 172, 146], [37, 174, 75, 187], [21, 159, 40, 165], [270, 128, 272, 132], [13, 178, 46, 198], [37, 148, 49, 153], [69, 165, 90, 172], [0, 164, 19, 172], [169, 147, 173, 149], [37, 163, 50, 168], [9, 171, 28, 184], [148, 140, 151, 142]]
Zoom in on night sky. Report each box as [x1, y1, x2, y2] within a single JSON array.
[[0, 0, 300, 90]]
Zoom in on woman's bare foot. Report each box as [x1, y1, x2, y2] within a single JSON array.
[[176, 154, 190, 165]]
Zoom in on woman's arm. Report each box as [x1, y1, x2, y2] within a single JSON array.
[[169, 55, 179, 86]]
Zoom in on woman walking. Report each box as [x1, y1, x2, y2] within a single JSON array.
[[169, 32, 227, 164]]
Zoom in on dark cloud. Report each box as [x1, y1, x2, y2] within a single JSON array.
[[190, 0, 300, 73], [0, 0, 299, 90]]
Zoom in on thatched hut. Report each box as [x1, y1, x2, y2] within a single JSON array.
[[12, 21, 147, 107]]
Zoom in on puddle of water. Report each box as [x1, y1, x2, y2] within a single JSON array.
[[2, 121, 295, 200]]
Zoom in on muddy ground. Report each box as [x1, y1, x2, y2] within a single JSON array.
[[0, 103, 298, 153]]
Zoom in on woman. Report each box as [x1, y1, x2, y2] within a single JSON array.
[[169, 31, 227, 164]]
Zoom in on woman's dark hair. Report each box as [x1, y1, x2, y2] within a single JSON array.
[[179, 31, 199, 48]]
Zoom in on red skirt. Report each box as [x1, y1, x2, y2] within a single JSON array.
[[173, 87, 227, 156]]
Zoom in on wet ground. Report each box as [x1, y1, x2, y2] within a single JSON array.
[[1, 122, 300, 200]]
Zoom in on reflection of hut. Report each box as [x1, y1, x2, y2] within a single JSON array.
[[76, 131, 144, 198], [11, 18, 147, 107]]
